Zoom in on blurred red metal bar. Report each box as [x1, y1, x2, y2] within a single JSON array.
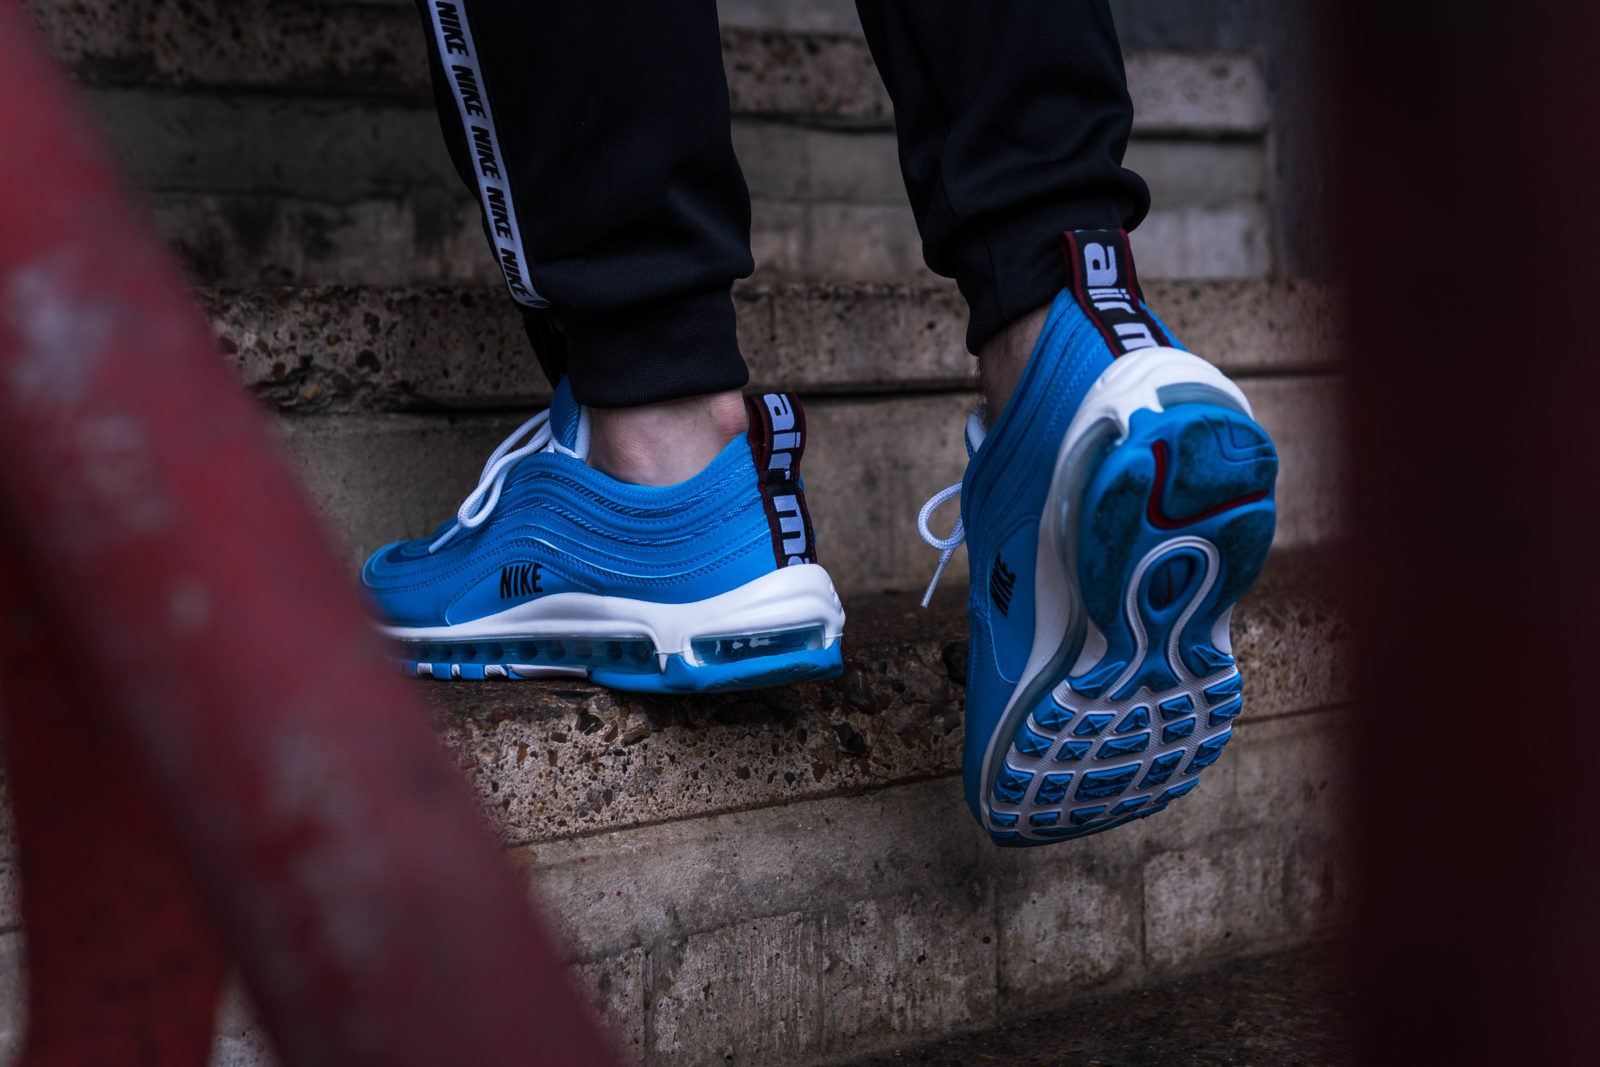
[[0, 559, 227, 1066], [0, 3, 619, 1063], [1338, 1, 1600, 1062]]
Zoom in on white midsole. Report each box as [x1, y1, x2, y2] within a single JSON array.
[[979, 346, 1252, 821], [380, 563, 846, 666]]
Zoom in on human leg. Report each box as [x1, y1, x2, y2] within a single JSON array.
[[854, 0, 1149, 368], [360, 2, 845, 689], [861, 0, 1278, 843], [413, 0, 758, 481], [414, 0, 753, 408]]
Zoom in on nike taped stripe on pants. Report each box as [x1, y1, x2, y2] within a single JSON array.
[[413, 0, 1148, 407], [414, 0, 753, 408]]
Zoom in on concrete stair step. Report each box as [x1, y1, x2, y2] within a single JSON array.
[[208, 280, 1340, 410], [420, 552, 1345, 845], [147, 182, 1268, 291], [199, 279, 1344, 591], [207, 553, 1349, 1065], [30, 1, 1274, 284], [29, 0, 1267, 134], [97, 92, 1267, 287]]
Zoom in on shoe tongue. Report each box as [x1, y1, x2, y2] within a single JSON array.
[[548, 377, 591, 458]]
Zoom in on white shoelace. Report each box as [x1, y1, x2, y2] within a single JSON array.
[[428, 405, 588, 553], [915, 410, 988, 607], [916, 484, 965, 607]]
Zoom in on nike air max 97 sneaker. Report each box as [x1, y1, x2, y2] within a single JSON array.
[[363, 382, 845, 692], [919, 230, 1278, 844]]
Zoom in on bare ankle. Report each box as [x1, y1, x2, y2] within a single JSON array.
[[978, 303, 1051, 421], [587, 389, 748, 486]]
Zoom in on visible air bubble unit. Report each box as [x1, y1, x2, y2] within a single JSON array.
[[692, 625, 825, 665], [402, 636, 660, 674]]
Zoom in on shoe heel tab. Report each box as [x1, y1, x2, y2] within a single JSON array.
[[745, 392, 817, 568], [1060, 228, 1175, 357]]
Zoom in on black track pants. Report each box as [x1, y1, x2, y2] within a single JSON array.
[[415, 0, 1148, 407]]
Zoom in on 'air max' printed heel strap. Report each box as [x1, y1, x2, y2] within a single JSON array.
[[746, 392, 817, 567], [1061, 228, 1172, 357]]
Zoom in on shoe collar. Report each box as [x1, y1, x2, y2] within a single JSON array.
[[549, 377, 591, 459]]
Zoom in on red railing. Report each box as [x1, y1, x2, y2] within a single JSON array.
[[0, 3, 620, 1062]]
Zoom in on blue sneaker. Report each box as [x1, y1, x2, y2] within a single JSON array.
[[919, 230, 1277, 845], [362, 383, 845, 692]]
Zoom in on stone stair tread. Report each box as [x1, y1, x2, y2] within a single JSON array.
[[413, 548, 1345, 847], [205, 278, 1342, 413], [29, 0, 1267, 133]]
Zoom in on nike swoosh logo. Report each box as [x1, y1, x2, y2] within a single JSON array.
[[1146, 440, 1270, 531]]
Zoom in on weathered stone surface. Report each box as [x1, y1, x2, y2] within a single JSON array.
[[87, 90, 460, 200], [1140, 712, 1345, 972], [821, 892, 998, 1051], [107, 98, 1267, 287], [0, 575, 1344, 1067], [996, 709, 1345, 1015], [0, 934, 22, 1063], [733, 124, 906, 204], [427, 592, 971, 846], [208, 280, 1342, 413], [651, 912, 824, 1064], [1125, 51, 1270, 135], [31, 0, 1267, 133], [716, 0, 860, 34], [1156, 278, 1343, 375], [509, 705, 1348, 1063], [1143, 835, 1289, 971], [157, 191, 1268, 288], [14, 704, 1351, 1067], [272, 410, 529, 566], [749, 200, 934, 286], [411, 552, 1343, 846], [839, 945, 1357, 1067], [154, 194, 1270, 294], [210, 982, 274, 1067], [995, 849, 1144, 1010], [152, 192, 494, 290], [1243, 374, 1346, 551], [573, 949, 649, 1065], [723, 29, 891, 127], [27, 0, 432, 100], [90, 88, 1263, 206]]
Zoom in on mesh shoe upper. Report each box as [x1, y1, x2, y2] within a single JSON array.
[[951, 288, 1187, 825], [362, 380, 785, 627]]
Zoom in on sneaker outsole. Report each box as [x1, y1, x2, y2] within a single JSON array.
[[981, 398, 1277, 844]]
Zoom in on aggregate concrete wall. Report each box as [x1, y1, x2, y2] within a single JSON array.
[[28, 0, 1278, 287], [29, 1, 1268, 135], [96, 96, 1270, 287], [205, 279, 1339, 411], [430, 561, 1346, 843], [203, 711, 1348, 1066], [202, 278, 1345, 595], [0, 556, 1346, 1066]]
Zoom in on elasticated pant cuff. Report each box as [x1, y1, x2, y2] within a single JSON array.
[[961, 198, 1144, 355], [561, 287, 750, 408]]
